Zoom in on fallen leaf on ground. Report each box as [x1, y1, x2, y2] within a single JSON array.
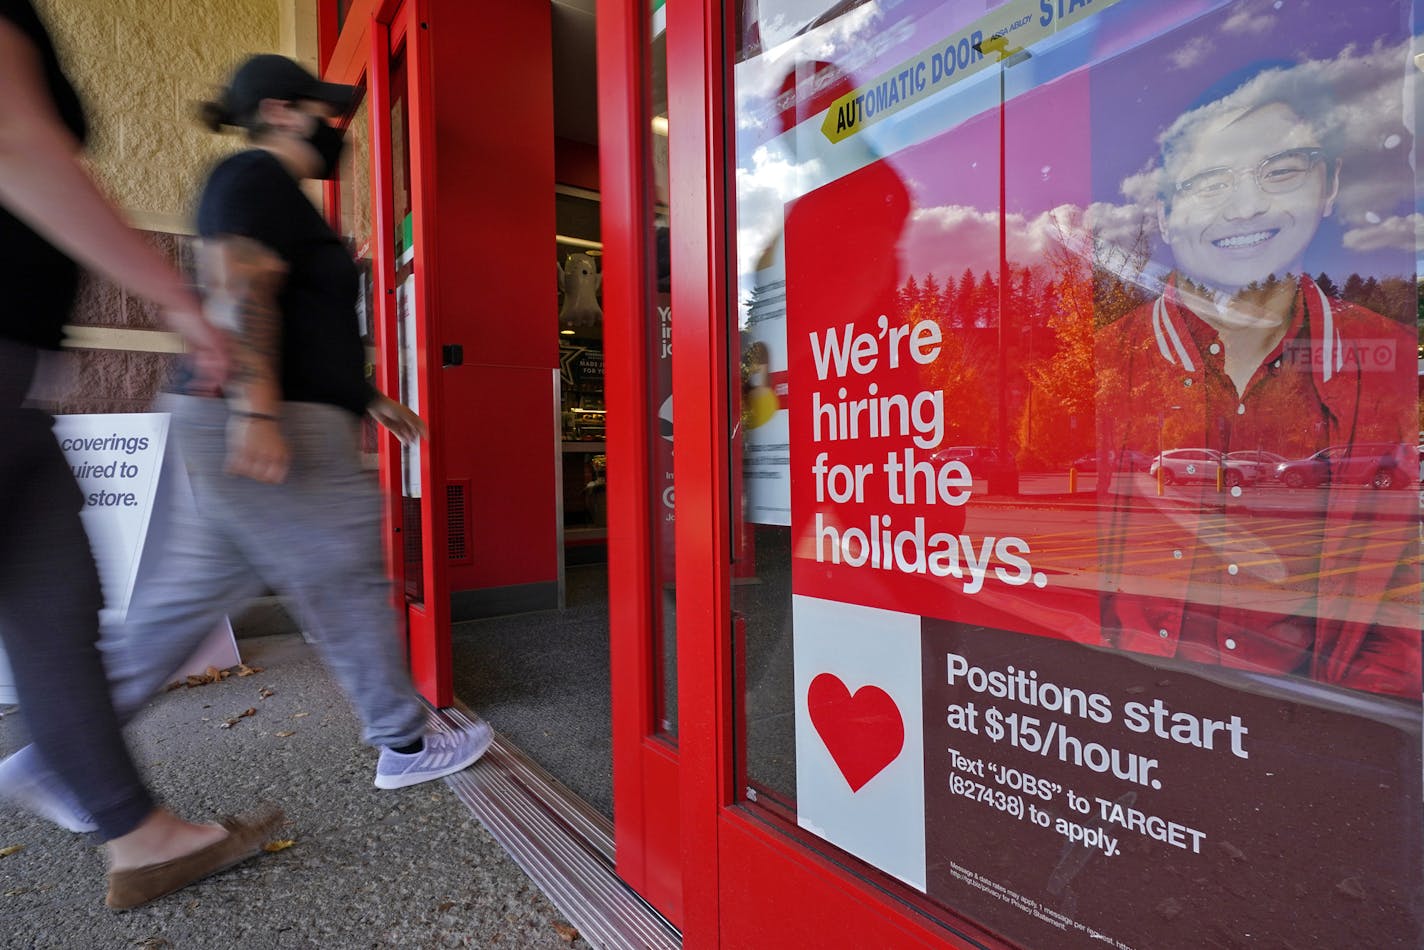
[[180, 666, 232, 689], [258, 687, 275, 699], [221, 708, 257, 728], [292, 712, 309, 718], [436, 901, 455, 913], [262, 839, 295, 853], [165, 681, 184, 692], [0, 844, 24, 858], [274, 731, 295, 738], [552, 922, 579, 943], [235, 664, 263, 677]]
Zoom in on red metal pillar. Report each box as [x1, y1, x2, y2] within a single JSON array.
[[598, 0, 684, 923], [665, 0, 734, 943]]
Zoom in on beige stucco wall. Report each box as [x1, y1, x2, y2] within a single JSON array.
[[35, 0, 318, 232], [29, 0, 319, 413]]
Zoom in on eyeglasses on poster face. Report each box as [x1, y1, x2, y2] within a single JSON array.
[[1171, 147, 1327, 206]]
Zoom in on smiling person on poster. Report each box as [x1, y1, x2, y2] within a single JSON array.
[[0, 54, 492, 836], [1094, 63, 1419, 698], [0, 0, 284, 910]]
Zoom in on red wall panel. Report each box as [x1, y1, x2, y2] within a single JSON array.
[[449, 365, 558, 587], [419, 0, 558, 594]]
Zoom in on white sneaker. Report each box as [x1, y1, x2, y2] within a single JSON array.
[[0, 745, 98, 833], [374, 720, 492, 790]]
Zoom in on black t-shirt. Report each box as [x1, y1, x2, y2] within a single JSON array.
[[0, 0, 88, 350], [196, 149, 370, 416]]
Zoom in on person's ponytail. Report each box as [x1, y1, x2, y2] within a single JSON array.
[[196, 99, 230, 133]]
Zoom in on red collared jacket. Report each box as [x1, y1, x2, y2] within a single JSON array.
[[1094, 275, 1419, 699]]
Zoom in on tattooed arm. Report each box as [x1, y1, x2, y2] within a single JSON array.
[[198, 235, 290, 483]]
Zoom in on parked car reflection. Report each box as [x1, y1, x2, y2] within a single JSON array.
[[1149, 448, 1250, 488], [931, 445, 1018, 494], [1224, 450, 1289, 484], [1273, 443, 1416, 490]]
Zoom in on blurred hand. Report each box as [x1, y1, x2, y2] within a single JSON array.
[[225, 415, 289, 484], [367, 394, 427, 445], [166, 307, 232, 390]]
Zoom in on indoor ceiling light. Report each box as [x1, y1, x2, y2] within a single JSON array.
[[560, 328, 576, 335], [651, 115, 669, 136]]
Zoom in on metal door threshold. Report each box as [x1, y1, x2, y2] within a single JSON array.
[[432, 704, 681, 950]]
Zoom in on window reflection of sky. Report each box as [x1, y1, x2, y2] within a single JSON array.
[[732, 0, 1159, 316], [735, 0, 1421, 313]]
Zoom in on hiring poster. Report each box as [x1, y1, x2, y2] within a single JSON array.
[[782, 1, 1423, 947]]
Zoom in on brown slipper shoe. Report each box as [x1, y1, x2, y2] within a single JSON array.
[[105, 805, 285, 910]]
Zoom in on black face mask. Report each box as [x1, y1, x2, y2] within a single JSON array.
[[306, 120, 346, 179]]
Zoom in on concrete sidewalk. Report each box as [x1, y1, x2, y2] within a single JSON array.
[[0, 634, 588, 949]]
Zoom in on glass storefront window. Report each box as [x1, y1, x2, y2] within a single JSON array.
[[383, 47, 422, 603], [336, 89, 378, 469], [556, 190, 607, 542], [339, 92, 372, 266], [730, 1, 1422, 946], [338, 91, 374, 348], [650, 0, 677, 739]]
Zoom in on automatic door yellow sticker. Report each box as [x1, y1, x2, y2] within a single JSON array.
[[821, 0, 1123, 143]]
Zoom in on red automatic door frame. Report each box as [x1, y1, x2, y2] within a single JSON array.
[[322, 0, 453, 705], [598, 0, 685, 925]]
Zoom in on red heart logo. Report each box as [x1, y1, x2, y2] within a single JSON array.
[[808, 673, 905, 792]]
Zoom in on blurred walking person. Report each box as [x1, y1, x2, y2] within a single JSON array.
[[159, 53, 492, 788], [1, 53, 490, 824], [0, 0, 281, 909]]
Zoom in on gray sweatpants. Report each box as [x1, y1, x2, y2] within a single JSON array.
[[103, 395, 426, 749]]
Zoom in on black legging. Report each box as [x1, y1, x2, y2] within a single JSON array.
[[0, 343, 153, 840]]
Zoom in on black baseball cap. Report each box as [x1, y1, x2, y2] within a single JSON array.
[[217, 54, 355, 127]]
